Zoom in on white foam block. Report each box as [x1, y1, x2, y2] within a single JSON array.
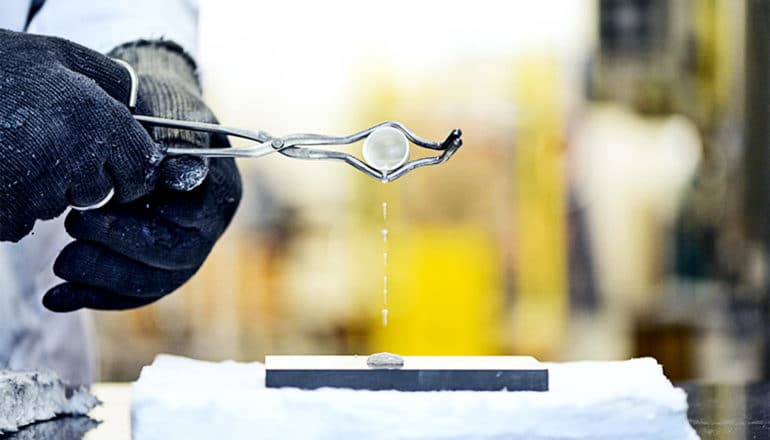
[[132, 355, 699, 440]]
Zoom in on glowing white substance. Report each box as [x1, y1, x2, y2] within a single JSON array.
[[363, 127, 409, 172]]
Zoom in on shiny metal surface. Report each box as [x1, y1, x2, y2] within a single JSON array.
[[69, 187, 115, 211], [135, 116, 463, 183], [680, 382, 770, 439]]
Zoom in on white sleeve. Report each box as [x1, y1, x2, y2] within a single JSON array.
[[25, 0, 199, 58]]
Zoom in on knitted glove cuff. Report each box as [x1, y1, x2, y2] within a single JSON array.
[[107, 39, 212, 139], [109, 40, 215, 191], [108, 40, 199, 91]]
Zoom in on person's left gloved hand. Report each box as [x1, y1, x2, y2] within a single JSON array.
[[42, 41, 242, 311]]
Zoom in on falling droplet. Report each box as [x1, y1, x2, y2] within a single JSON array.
[[380, 201, 391, 328]]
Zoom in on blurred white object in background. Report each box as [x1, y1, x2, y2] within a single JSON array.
[[570, 104, 702, 359]]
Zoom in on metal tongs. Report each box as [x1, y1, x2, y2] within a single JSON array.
[[116, 60, 463, 183]]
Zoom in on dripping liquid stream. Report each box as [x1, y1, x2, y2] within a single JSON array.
[[381, 201, 388, 327]]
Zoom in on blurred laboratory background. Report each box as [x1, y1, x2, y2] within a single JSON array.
[[94, 0, 770, 383]]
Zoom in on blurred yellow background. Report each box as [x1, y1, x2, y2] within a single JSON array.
[[94, 0, 770, 383]]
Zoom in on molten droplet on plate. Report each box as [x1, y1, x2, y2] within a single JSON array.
[[367, 351, 403, 369]]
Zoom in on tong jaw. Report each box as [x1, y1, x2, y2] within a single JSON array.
[[277, 122, 463, 183]]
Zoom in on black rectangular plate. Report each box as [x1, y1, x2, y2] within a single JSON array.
[[266, 369, 548, 391]]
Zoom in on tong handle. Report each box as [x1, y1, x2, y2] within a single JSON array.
[[133, 115, 270, 144], [133, 115, 278, 159]]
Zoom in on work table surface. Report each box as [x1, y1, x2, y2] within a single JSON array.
[[5, 382, 770, 439]]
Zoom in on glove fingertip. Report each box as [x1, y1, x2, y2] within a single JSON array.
[[43, 284, 84, 313], [52, 242, 78, 280], [160, 155, 209, 191]]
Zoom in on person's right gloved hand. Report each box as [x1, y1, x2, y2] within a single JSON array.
[[0, 29, 165, 242]]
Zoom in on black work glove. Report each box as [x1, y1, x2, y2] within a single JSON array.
[[0, 29, 163, 241], [41, 40, 242, 312], [44, 158, 240, 310]]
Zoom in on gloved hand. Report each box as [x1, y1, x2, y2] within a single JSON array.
[[41, 40, 242, 311], [44, 158, 240, 310], [0, 29, 164, 242]]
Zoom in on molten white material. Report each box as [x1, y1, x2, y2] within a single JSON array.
[[362, 127, 409, 172]]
